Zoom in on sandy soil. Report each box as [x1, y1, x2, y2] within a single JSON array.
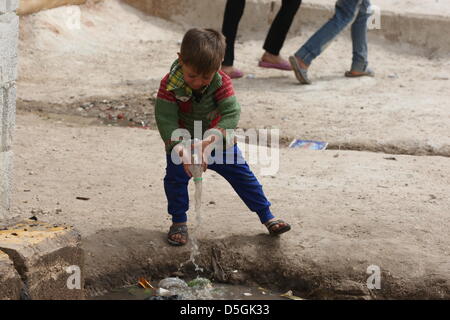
[[8, 0, 450, 298], [17, 0, 450, 156]]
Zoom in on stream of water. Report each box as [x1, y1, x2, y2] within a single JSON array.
[[179, 151, 204, 273]]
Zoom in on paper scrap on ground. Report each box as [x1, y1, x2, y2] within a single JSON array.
[[288, 139, 328, 150]]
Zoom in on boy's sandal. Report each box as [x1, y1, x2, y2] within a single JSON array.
[[167, 224, 188, 246], [288, 56, 311, 85], [265, 219, 291, 236], [345, 68, 375, 78]]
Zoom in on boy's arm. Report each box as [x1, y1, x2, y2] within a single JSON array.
[[213, 72, 241, 136], [155, 75, 181, 152]]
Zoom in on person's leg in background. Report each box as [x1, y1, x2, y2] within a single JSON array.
[[221, 0, 246, 78], [347, 0, 374, 75], [289, 0, 362, 83], [260, 0, 302, 70], [295, 0, 362, 67]]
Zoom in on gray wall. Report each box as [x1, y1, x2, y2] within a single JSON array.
[[0, 0, 19, 221]]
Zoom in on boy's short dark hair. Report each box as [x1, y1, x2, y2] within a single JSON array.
[[180, 28, 226, 75]]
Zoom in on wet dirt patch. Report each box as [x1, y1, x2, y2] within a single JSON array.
[[91, 280, 289, 300], [17, 93, 158, 130], [17, 95, 450, 158]]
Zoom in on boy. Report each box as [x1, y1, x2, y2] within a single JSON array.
[[155, 28, 291, 246]]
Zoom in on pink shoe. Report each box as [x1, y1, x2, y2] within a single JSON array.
[[258, 60, 292, 71]]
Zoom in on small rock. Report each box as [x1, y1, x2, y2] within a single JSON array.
[[159, 278, 188, 290], [81, 103, 92, 110], [334, 280, 369, 296]]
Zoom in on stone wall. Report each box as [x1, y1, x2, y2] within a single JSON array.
[[0, 0, 19, 222]]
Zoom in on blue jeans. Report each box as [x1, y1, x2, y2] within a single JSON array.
[[295, 0, 372, 72], [164, 144, 274, 224]]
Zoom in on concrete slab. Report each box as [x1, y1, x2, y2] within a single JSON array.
[[0, 13, 19, 60], [0, 83, 17, 152], [0, 219, 84, 299], [0, 250, 22, 300]]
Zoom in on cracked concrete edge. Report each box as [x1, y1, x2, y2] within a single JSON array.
[[0, 220, 85, 300]]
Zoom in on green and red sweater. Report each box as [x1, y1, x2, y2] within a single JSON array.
[[155, 60, 241, 152]]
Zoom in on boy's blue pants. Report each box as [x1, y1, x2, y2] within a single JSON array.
[[164, 144, 275, 224]]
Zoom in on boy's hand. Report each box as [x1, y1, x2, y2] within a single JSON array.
[[173, 136, 218, 177], [192, 135, 217, 173], [173, 144, 195, 177]]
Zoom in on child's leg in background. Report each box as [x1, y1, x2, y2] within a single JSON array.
[[208, 144, 275, 224], [295, 0, 363, 65], [164, 154, 191, 223], [350, 0, 371, 72]]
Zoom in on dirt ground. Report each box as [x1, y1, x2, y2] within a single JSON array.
[[9, 0, 450, 298]]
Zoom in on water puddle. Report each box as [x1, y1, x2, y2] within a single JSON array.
[[91, 280, 287, 300]]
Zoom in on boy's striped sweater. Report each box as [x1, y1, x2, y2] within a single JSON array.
[[155, 60, 241, 152]]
